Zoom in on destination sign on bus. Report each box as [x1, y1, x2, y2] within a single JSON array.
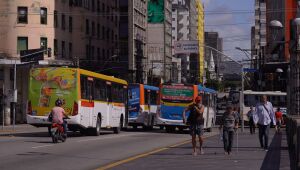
[[162, 85, 193, 100]]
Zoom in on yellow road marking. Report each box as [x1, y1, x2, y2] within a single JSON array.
[[96, 133, 217, 170]]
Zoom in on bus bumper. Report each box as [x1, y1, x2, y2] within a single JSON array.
[[156, 117, 187, 127]]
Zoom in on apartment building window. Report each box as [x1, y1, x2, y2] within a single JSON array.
[[97, 48, 100, 61], [106, 28, 110, 40], [62, 14, 66, 30], [40, 37, 48, 54], [86, 19, 89, 35], [40, 8, 47, 24], [102, 26, 105, 39], [18, 7, 28, 24], [92, 21, 95, 36], [54, 39, 58, 56], [92, 0, 95, 12], [102, 3, 105, 13], [54, 10, 58, 27], [97, 0, 100, 13], [91, 46, 94, 60], [86, 45, 89, 59], [97, 24, 100, 39], [106, 6, 109, 19], [17, 37, 28, 54], [69, 42, 73, 58], [62, 41, 65, 58], [69, 16, 73, 32]]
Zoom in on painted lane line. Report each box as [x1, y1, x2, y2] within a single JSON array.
[[96, 133, 218, 170], [77, 133, 142, 143], [32, 144, 54, 149]]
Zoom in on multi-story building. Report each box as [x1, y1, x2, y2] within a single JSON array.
[[197, 1, 204, 84], [119, 0, 147, 83], [204, 31, 223, 78], [0, 0, 119, 124], [171, 0, 200, 84], [253, 0, 296, 91], [147, 0, 172, 85]]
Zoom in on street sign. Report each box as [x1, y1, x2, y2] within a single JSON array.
[[20, 48, 44, 63], [174, 40, 199, 54], [243, 68, 257, 73]]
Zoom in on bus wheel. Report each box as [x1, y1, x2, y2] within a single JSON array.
[[113, 118, 122, 134], [93, 116, 101, 136], [207, 127, 212, 132]]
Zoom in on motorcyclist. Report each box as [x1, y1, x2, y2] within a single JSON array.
[[51, 99, 68, 136]]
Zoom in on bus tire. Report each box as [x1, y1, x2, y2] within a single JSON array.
[[207, 127, 212, 132], [113, 117, 122, 134], [93, 116, 101, 136]]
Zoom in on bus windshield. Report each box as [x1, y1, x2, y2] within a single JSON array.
[[29, 68, 78, 116], [161, 85, 193, 103], [244, 94, 287, 107]]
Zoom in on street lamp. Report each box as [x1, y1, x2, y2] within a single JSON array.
[[270, 20, 283, 41]]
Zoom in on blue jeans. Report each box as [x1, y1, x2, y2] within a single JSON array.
[[62, 120, 68, 134], [223, 130, 234, 152], [258, 124, 270, 149]]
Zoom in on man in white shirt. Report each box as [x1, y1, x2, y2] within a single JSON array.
[[253, 95, 276, 151]]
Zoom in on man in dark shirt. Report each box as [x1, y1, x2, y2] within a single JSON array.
[[183, 96, 205, 156], [220, 106, 239, 155]]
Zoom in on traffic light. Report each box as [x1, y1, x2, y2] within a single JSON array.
[[47, 48, 52, 57]]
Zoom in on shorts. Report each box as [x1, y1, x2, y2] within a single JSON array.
[[190, 124, 204, 136], [276, 120, 282, 127]]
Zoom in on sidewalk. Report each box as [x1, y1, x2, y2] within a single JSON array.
[[111, 129, 291, 170], [0, 124, 47, 136]]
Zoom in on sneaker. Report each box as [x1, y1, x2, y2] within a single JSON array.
[[193, 152, 197, 156], [200, 148, 204, 155], [224, 151, 228, 155]]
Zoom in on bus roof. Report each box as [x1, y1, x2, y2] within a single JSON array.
[[243, 90, 286, 96], [198, 85, 217, 94], [79, 68, 128, 85], [144, 85, 159, 91]]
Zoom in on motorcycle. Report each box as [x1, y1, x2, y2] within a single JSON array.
[[51, 118, 69, 143]]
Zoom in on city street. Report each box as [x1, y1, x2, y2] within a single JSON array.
[[0, 127, 194, 170]]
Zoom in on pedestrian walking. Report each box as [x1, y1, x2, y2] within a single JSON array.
[[275, 107, 284, 133], [183, 96, 205, 156], [247, 106, 256, 134], [253, 95, 276, 151], [219, 106, 239, 155]]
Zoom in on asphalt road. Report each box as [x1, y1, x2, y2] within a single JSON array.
[[0, 128, 193, 170]]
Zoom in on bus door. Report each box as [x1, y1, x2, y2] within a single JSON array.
[[106, 82, 112, 126], [80, 76, 94, 127]]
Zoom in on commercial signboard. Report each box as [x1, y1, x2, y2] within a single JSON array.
[[148, 0, 164, 23], [174, 41, 199, 54]]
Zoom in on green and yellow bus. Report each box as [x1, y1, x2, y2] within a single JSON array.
[[27, 67, 128, 135]]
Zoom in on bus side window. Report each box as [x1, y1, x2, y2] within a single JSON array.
[[150, 91, 157, 105], [87, 79, 94, 101], [80, 76, 88, 99], [106, 84, 112, 103], [95, 79, 106, 101]]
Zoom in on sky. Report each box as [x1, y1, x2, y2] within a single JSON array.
[[202, 0, 254, 61]]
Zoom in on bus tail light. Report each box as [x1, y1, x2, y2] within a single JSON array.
[[72, 102, 78, 116], [27, 101, 32, 115]]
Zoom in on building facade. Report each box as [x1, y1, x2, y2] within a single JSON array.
[[119, 0, 147, 83], [0, 0, 120, 124], [204, 31, 223, 79], [147, 0, 172, 85]]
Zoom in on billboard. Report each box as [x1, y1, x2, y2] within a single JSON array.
[[148, 0, 164, 23], [174, 40, 199, 54]]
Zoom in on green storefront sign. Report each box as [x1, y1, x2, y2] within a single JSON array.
[[148, 0, 164, 23]]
